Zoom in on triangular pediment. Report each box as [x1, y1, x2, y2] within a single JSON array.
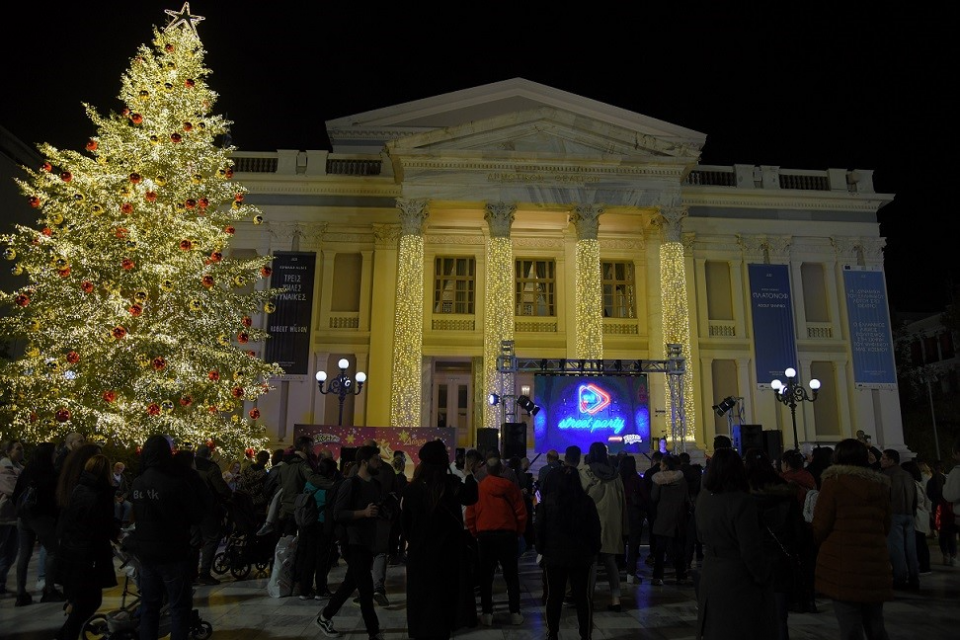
[[326, 78, 705, 161]]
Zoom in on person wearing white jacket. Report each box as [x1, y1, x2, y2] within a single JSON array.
[[942, 438, 960, 531]]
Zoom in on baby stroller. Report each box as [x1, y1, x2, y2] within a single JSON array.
[[81, 543, 213, 639], [212, 489, 273, 580]]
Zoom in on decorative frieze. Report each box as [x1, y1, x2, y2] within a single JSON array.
[[373, 224, 401, 248]]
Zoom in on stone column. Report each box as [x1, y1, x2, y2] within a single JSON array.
[[366, 224, 400, 427], [571, 205, 604, 360], [483, 202, 516, 431], [658, 206, 696, 443], [389, 199, 428, 427]]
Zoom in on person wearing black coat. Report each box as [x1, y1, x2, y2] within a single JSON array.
[[55, 454, 120, 640], [12, 441, 61, 606], [537, 465, 602, 640], [128, 434, 206, 640]]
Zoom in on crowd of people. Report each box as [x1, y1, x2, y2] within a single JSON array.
[[1, 430, 959, 640]]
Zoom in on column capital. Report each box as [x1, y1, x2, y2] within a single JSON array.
[[571, 204, 604, 240], [396, 198, 429, 236], [657, 206, 687, 243], [484, 202, 516, 238]]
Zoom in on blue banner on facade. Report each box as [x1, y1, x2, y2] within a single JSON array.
[[264, 252, 316, 376], [843, 269, 897, 387], [748, 264, 798, 384]]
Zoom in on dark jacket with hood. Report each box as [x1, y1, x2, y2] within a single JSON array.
[[535, 486, 601, 567], [12, 451, 59, 521], [750, 478, 805, 595], [579, 460, 625, 554], [652, 469, 691, 537], [57, 470, 120, 589], [128, 435, 206, 563]]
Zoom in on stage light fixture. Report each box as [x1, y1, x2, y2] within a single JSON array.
[[517, 394, 541, 416], [712, 396, 738, 416], [487, 393, 501, 406]]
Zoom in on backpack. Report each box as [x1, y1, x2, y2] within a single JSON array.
[[328, 476, 360, 546], [322, 478, 344, 536], [294, 485, 321, 529]]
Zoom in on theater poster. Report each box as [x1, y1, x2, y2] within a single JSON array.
[[293, 425, 456, 471], [748, 264, 799, 384], [843, 269, 897, 388], [264, 252, 316, 376]]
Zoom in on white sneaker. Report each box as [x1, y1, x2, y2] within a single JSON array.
[[35, 579, 45, 591], [626, 574, 635, 585], [510, 612, 524, 625], [314, 612, 341, 638], [480, 613, 493, 626]]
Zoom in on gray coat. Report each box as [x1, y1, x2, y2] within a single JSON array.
[[695, 489, 776, 640]]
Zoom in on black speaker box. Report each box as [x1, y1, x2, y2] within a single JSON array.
[[501, 422, 527, 459], [762, 430, 783, 462], [732, 424, 763, 453], [476, 428, 500, 457]]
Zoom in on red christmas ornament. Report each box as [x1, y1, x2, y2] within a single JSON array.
[[41, 162, 52, 172], [179, 239, 193, 251], [29, 412, 38, 423], [115, 227, 128, 239], [14, 294, 29, 307], [121, 107, 131, 117], [224, 226, 235, 235], [58, 267, 71, 278], [198, 197, 209, 209], [152, 356, 167, 371], [147, 403, 161, 416], [208, 405, 218, 414], [179, 395, 193, 406], [234, 193, 244, 202], [129, 173, 142, 184], [55, 408, 71, 423], [145, 191, 157, 202], [231, 387, 244, 398], [170, 133, 182, 143], [210, 251, 222, 263], [122, 258, 136, 271], [225, 168, 234, 178], [237, 332, 249, 344], [60, 171, 72, 182], [245, 447, 255, 458], [121, 203, 134, 215], [66, 351, 80, 364], [201, 275, 214, 288], [185, 199, 196, 209], [112, 326, 127, 339], [185, 78, 195, 88], [41, 227, 53, 237], [164, 44, 174, 53], [81, 281, 94, 293], [86, 140, 98, 151], [208, 370, 220, 381], [249, 408, 261, 420], [131, 113, 143, 125], [129, 304, 143, 316], [183, 122, 193, 132], [102, 390, 117, 403], [246, 350, 257, 357], [241, 316, 252, 327], [260, 266, 273, 277]]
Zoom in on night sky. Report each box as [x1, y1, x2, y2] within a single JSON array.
[[1, 3, 948, 313]]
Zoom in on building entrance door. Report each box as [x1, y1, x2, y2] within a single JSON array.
[[432, 364, 472, 448]]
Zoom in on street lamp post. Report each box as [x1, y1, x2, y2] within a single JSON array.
[[315, 358, 367, 426], [770, 367, 820, 451], [920, 370, 941, 460]]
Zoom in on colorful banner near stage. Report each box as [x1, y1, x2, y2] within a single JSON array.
[[843, 269, 897, 387], [293, 425, 456, 469], [748, 264, 799, 383], [264, 252, 316, 376]]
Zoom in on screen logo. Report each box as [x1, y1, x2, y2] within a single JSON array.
[[578, 383, 611, 415]]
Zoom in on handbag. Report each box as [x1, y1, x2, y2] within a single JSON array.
[[766, 525, 801, 568]]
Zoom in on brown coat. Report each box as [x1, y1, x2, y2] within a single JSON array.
[[812, 464, 893, 603]]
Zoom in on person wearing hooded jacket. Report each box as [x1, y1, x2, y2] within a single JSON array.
[[12, 441, 62, 606], [650, 455, 692, 586], [579, 442, 626, 612], [128, 435, 206, 640]]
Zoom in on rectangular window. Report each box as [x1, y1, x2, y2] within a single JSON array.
[[433, 257, 475, 314], [601, 261, 636, 319], [801, 263, 829, 323], [705, 261, 733, 321], [515, 259, 555, 317]]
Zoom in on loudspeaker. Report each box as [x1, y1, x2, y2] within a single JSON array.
[[476, 428, 500, 457], [339, 446, 357, 473], [732, 424, 763, 452], [501, 422, 527, 459], [763, 430, 783, 462]]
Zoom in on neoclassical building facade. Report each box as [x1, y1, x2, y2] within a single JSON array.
[[229, 79, 903, 455]]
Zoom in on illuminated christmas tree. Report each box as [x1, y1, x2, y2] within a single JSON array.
[[0, 5, 283, 457]]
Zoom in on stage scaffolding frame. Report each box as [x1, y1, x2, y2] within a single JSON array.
[[496, 341, 688, 452]]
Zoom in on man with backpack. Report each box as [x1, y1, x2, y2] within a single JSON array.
[[294, 457, 339, 600], [278, 436, 337, 536], [315, 445, 386, 640]]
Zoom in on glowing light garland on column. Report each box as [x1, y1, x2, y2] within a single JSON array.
[[484, 237, 514, 428], [660, 241, 696, 441], [390, 233, 424, 427], [576, 239, 603, 359]]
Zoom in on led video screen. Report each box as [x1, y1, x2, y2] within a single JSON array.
[[532, 374, 650, 454]]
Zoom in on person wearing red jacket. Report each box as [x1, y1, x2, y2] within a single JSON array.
[[466, 452, 528, 626]]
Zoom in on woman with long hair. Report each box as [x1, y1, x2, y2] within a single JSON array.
[[55, 442, 103, 510], [401, 440, 478, 640], [12, 441, 63, 606], [695, 447, 776, 639], [55, 454, 120, 640], [618, 454, 645, 584], [537, 465, 601, 640], [812, 438, 893, 639], [579, 441, 626, 611]]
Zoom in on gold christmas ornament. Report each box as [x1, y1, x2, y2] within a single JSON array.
[[264, 302, 276, 313]]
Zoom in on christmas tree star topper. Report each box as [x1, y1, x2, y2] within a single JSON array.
[[165, 2, 205, 35]]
